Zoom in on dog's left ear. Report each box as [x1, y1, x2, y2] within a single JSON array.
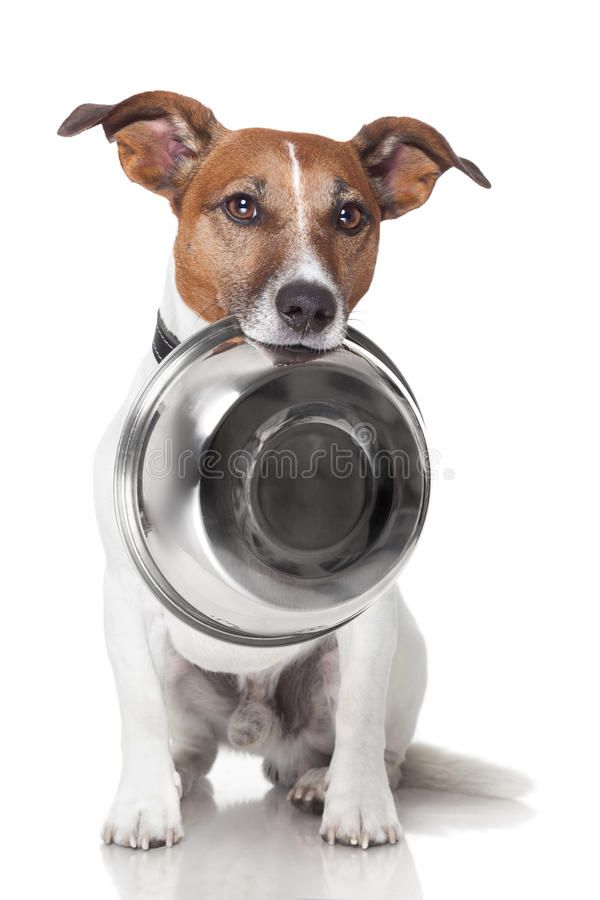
[[351, 117, 490, 220]]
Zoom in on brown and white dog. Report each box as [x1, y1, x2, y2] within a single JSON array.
[[59, 91, 489, 851]]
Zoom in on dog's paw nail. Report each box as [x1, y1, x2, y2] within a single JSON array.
[[128, 833, 137, 849], [294, 788, 303, 801], [327, 827, 336, 846], [304, 789, 315, 802], [141, 833, 150, 851], [350, 834, 359, 846], [360, 831, 370, 850]]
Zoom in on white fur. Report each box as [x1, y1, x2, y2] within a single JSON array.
[[287, 141, 306, 238], [401, 744, 533, 798], [96, 260, 427, 849]]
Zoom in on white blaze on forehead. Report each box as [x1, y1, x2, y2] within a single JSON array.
[[286, 140, 308, 242], [285, 140, 334, 286]]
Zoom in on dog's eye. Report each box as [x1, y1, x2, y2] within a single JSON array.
[[337, 203, 365, 233], [224, 194, 258, 222]]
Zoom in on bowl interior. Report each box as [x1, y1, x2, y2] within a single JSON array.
[[199, 361, 425, 606]]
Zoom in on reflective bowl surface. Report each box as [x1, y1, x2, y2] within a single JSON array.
[[114, 318, 430, 646]]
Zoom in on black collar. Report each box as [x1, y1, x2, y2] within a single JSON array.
[[152, 312, 181, 363]]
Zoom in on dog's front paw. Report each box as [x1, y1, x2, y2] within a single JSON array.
[[288, 766, 328, 815], [319, 771, 402, 849], [102, 771, 183, 850]]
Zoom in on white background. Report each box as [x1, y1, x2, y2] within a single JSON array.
[[2, 1, 599, 897]]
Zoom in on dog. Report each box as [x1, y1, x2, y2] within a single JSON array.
[[58, 90, 490, 851]]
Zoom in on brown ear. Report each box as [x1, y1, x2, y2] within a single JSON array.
[[58, 91, 226, 208], [351, 116, 490, 220]]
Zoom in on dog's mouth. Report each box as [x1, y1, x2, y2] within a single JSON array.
[[234, 312, 348, 354], [240, 330, 345, 355], [256, 335, 344, 351]]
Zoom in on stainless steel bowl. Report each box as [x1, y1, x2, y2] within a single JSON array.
[[114, 318, 430, 646]]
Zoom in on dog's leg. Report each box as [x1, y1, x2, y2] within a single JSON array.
[[383, 593, 427, 790], [162, 650, 221, 796], [319, 586, 401, 849], [101, 567, 183, 849]]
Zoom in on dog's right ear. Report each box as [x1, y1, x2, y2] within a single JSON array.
[[58, 91, 226, 209]]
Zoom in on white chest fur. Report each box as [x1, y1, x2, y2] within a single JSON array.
[[165, 614, 314, 674]]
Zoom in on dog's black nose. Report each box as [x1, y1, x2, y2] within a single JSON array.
[[276, 281, 336, 334]]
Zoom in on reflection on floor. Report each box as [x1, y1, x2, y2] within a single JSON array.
[[101, 756, 532, 900]]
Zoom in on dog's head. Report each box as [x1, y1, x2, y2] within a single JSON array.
[[59, 91, 489, 350]]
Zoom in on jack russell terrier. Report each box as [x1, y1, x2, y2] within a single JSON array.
[[58, 90, 490, 851]]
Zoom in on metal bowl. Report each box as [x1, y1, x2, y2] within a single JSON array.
[[114, 318, 429, 646]]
